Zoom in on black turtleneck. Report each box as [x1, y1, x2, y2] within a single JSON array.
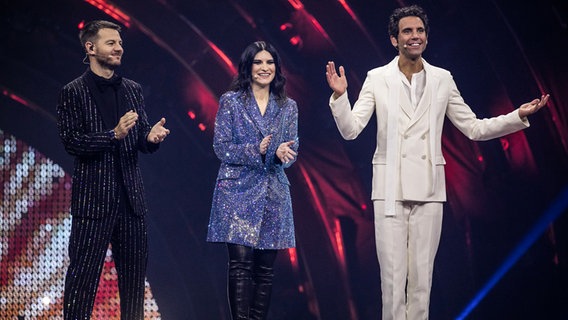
[[87, 70, 129, 195], [87, 69, 123, 125]]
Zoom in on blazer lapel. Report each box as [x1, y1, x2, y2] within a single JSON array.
[[242, 92, 275, 137], [399, 89, 414, 119], [264, 96, 284, 136], [406, 83, 432, 128], [405, 63, 439, 130]]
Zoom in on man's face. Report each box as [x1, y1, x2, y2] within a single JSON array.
[[391, 16, 428, 59], [87, 28, 123, 70]]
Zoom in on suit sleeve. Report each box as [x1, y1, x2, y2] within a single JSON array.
[[444, 76, 529, 141], [213, 94, 264, 167], [329, 71, 377, 140], [57, 83, 116, 157]]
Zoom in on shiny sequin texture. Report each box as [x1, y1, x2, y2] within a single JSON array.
[[207, 90, 299, 249]]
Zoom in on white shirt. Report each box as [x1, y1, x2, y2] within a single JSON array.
[[399, 69, 426, 109]]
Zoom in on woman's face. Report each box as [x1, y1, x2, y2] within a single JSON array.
[[250, 50, 275, 89]]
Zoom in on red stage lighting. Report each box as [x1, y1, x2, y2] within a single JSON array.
[[84, 0, 131, 28], [289, 35, 303, 48]]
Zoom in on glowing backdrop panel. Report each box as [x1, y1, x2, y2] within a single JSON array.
[[0, 129, 161, 319]]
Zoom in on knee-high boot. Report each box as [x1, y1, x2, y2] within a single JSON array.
[[228, 259, 253, 320], [249, 264, 274, 320]]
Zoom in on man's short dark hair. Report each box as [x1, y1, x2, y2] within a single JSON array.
[[79, 20, 121, 49], [388, 5, 429, 38]]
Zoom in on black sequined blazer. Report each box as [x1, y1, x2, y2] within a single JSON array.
[[57, 70, 158, 219]]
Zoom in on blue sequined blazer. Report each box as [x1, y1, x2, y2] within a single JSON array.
[[57, 70, 157, 219], [207, 90, 299, 249]]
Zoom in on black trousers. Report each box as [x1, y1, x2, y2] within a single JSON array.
[[64, 188, 148, 320]]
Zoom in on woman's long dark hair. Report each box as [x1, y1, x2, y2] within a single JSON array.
[[229, 41, 287, 103]]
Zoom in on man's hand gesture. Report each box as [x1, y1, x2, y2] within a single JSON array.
[[147, 118, 170, 144], [326, 61, 348, 99]]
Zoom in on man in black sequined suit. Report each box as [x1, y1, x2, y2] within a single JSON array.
[[57, 20, 170, 319]]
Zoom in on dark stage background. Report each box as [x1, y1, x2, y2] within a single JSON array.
[[1, 0, 567, 319]]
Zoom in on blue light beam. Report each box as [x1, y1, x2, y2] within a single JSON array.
[[456, 185, 568, 320]]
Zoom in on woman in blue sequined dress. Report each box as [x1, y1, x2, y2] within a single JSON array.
[[207, 41, 299, 320]]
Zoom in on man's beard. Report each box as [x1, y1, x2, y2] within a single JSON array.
[[96, 55, 121, 70]]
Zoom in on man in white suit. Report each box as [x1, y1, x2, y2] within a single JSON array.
[[325, 5, 548, 320]]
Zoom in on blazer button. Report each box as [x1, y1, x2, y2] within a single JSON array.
[[421, 155, 427, 160]]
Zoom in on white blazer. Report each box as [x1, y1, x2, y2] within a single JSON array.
[[329, 57, 529, 215]]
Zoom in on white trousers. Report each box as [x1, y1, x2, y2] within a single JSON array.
[[373, 200, 443, 320]]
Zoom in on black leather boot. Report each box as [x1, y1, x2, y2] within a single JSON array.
[[249, 264, 274, 320], [227, 245, 254, 320]]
